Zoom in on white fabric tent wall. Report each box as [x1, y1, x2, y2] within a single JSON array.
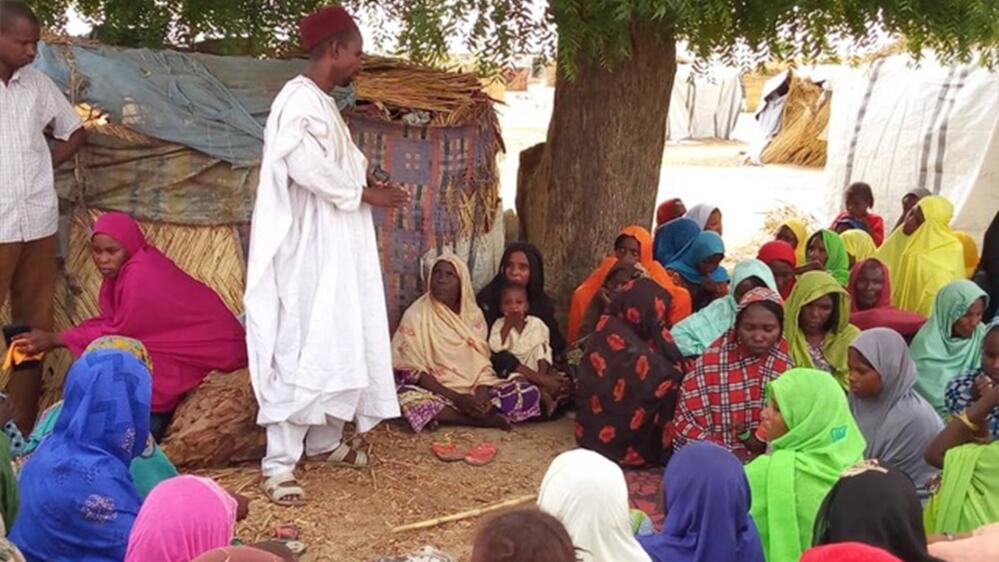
[[666, 64, 744, 141], [824, 54, 999, 242]]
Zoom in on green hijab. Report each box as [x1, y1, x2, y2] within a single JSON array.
[[784, 271, 860, 385], [0, 435, 18, 532], [910, 280, 988, 416], [924, 442, 999, 534], [746, 368, 865, 562], [810, 230, 850, 285], [671, 259, 777, 356]]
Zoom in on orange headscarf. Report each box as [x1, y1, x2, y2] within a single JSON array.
[[567, 225, 691, 342]]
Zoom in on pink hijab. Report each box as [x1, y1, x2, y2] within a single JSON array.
[[61, 212, 248, 412], [125, 476, 237, 562]]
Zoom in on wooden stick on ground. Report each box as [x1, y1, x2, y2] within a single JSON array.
[[391, 494, 537, 533]]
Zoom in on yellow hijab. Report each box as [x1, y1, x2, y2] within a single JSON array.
[[780, 219, 809, 265], [841, 229, 877, 263], [876, 196, 964, 316], [783, 271, 860, 386], [954, 231, 980, 278], [391, 255, 502, 394]]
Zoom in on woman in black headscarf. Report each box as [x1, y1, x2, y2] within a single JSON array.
[[974, 210, 999, 320], [477, 243, 567, 363], [812, 461, 942, 561]]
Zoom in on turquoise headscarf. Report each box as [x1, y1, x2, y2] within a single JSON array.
[[672, 260, 777, 356], [911, 280, 989, 416], [666, 231, 730, 284], [746, 368, 866, 562]]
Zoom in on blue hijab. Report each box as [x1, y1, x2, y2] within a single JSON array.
[[666, 231, 730, 284], [654, 217, 701, 267], [11, 349, 152, 562], [638, 442, 765, 562]]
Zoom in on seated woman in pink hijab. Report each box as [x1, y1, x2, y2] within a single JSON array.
[[15, 212, 247, 439]]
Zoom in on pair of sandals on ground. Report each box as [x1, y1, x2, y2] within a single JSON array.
[[262, 435, 368, 506]]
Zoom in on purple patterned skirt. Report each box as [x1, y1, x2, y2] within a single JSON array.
[[395, 369, 542, 432]]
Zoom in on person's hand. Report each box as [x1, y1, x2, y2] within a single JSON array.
[[454, 393, 489, 417], [367, 169, 389, 189], [229, 490, 251, 521], [537, 372, 568, 398], [975, 382, 999, 409], [597, 287, 612, 306], [11, 330, 61, 355], [973, 375, 995, 402], [797, 261, 824, 274], [362, 186, 411, 208]]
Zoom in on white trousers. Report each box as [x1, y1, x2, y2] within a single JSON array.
[[261, 418, 345, 477]]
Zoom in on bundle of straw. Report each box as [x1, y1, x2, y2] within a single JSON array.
[[761, 73, 830, 167], [161, 369, 265, 468]]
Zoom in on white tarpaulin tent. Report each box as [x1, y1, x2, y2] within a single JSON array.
[[666, 64, 744, 141], [824, 53, 999, 242]]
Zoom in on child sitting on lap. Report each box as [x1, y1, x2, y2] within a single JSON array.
[[489, 284, 561, 415]]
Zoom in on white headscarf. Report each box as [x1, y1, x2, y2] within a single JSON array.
[[538, 450, 651, 562], [849, 328, 944, 488], [684, 204, 719, 230]]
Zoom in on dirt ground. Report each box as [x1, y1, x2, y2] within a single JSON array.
[[203, 417, 577, 562]]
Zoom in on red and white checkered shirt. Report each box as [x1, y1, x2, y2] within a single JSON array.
[[673, 329, 793, 456], [0, 66, 82, 243]]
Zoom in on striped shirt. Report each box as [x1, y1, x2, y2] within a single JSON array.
[[0, 66, 82, 243]]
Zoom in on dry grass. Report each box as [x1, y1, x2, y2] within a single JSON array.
[[761, 72, 830, 168], [725, 204, 821, 265], [197, 419, 577, 562]]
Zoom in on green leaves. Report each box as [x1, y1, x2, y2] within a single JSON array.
[[29, 0, 999, 70]]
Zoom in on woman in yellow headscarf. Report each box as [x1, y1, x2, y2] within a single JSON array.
[[776, 219, 809, 266], [841, 229, 877, 266], [954, 231, 980, 279], [783, 271, 860, 386], [876, 196, 964, 316]]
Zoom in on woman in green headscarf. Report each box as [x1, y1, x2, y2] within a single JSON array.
[[671, 259, 777, 357], [803, 230, 850, 285], [923, 378, 999, 534], [910, 280, 988, 417], [746, 368, 865, 562], [784, 271, 860, 385]]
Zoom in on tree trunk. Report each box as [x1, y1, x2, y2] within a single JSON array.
[[516, 25, 676, 324]]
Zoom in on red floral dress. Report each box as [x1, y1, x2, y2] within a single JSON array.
[[575, 278, 686, 467]]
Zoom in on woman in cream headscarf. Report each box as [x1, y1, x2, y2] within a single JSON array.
[[876, 195, 965, 316], [392, 255, 543, 432], [538, 449, 651, 562]]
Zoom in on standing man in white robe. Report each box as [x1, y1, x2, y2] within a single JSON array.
[[245, 5, 409, 506]]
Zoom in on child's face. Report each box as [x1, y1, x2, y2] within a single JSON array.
[[845, 191, 870, 218], [614, 236, 641, 267], [983, 330, 999, 382], [605, 269, 632, 294], [775, 226, 798, 249], [500, 287, 529, 316]]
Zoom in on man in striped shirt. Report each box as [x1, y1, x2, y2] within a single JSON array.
[[0, 0, 86, 431]]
